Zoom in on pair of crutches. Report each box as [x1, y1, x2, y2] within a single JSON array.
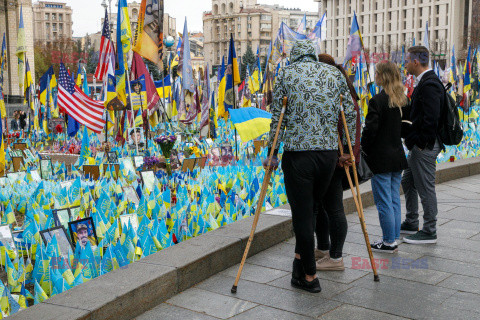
[[231, 95, 377, 294]]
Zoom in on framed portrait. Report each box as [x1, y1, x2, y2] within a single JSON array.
[[177, 152, 185, 164], [120, 157, 135, 174], [220, 145, 234, 165], [140, 170, 156, 191], [170, 150, 180, 170], [205, 138, 214, 148], [96, 151, 105, 161], [181, 158, 196, 173], [122, 186, 140, 207], [133, 156, 144, 169], [68, 217, 98, 250], [119, 214, 139, 233], [106, 151, 118, 164], [40, 159, 53, 179], [208, 147, 221, 166], [128, 127, 146, 149], [23, 149, 35, 162], [14, 149, 24, 158], [69, 206, 81, 220], [40, 226, 74, 258], [53, 208, 71, 231], [83, 165, 100, 180], [0, 224, 16, 254], [247, 146, 255, 160]]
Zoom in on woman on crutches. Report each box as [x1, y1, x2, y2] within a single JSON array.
[[265, 41, 357, 293]]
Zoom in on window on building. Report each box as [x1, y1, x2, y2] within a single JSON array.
[[248, 23, 251, 29], [248, 16, 252, 21], [59, 23, 63, 32], [238, 31, 241, 37], [45, 13, 49, 20], [53, 23, 57, 31], [248, 32, 252, 37], [52, 13, 56, 20]]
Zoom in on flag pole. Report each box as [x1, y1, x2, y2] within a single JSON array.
[[125, 62, 140, 154], [231, 33, 238, 161]]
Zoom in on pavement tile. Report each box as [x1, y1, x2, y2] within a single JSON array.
[[246, 252, 292, 272], [220, 262, 289, 284], [166, 288, 257, 319], [228, 305, 314, 320], [318, 304, 408, 320], [399, 242, 480, 264], [438, 206, 480, 223], [137, 303, 219, 320], [418, 256, 480, 278], [332, 286, 448, 319], [194, 274, 342, 317], [437, 274, 480, 294], [441, 291, 480, 313], [349, 274, 457, 304], [267, 274, 353, 299]]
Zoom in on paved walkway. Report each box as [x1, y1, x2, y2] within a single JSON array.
[[138, 174, 480, 320]]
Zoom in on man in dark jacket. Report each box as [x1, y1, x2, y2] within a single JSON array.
[[401, 46, 444, 244]]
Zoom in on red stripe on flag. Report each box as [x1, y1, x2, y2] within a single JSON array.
[[58, 86, 105, 133]]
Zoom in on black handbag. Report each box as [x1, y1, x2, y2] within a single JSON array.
[[342, 150, 373, 191]]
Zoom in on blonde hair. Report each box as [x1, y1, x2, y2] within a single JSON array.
[[375, 61, 408, 108]]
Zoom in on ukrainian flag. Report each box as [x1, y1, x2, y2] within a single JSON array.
[[155, 75, 171, 99], [217, 57, 227, 118], [224, 35, 241, 112], [229, 107, 271, 142], [344, 12, 364, 65], [39, 66, 56, 106], [116, 0, 131, 105], [464, 45, 471, 94]]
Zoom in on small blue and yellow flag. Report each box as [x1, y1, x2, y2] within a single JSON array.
[[229, 107, 272, 142]]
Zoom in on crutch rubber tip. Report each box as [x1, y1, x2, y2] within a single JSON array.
[[231, 285, 237, 294], [374, 275, 380, 282]]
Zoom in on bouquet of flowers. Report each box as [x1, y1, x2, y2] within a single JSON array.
[[143, 156, 161, 170], [154, 135, 177, 174]]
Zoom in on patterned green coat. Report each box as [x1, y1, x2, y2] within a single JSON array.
[[268, 40, 357, 152]]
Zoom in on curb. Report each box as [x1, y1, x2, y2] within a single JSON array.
[[11, 157, 480, 320]]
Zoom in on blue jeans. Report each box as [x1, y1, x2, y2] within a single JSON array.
[[371, 171, 402, 243]]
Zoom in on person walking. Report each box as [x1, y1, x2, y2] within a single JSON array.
[[265, 40, 356, 293], [361, 61, 409, 253], [401, 46, 445, 244], [314, 54, 362, 271]]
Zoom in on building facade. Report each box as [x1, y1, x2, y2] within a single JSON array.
[[33, 1, 73, 45], [0, 0, 35, 97], [203, 0, 319, 69], [315, 0, 473, 64]]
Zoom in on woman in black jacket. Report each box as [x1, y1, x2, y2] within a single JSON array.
[[361, 61, 408, 253]]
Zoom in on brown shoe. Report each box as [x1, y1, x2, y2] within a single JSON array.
[[315, 249, 329, 260], [316, 257, 345, 271]]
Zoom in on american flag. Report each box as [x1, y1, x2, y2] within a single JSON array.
[[58, 63, 105, 133], [94, 9, 114, 81]]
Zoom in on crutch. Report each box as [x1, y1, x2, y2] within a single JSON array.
[[231, 96, 287, 294], [338, 95, 379, 282]]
